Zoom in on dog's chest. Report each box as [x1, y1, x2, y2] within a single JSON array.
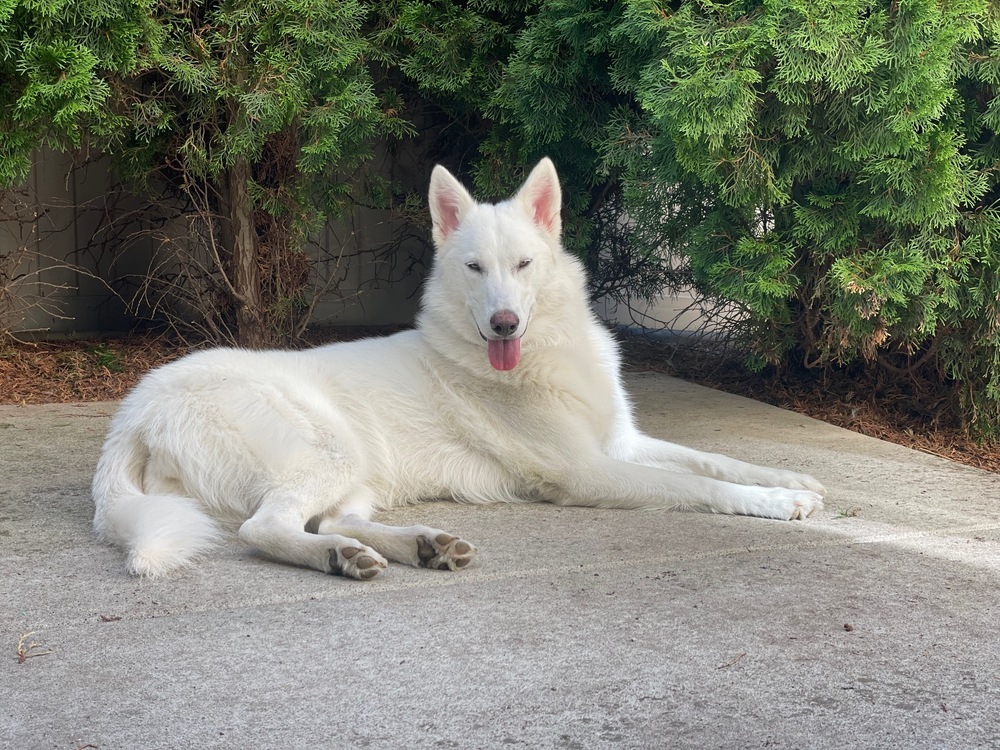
[[445, 358, 618, 459]]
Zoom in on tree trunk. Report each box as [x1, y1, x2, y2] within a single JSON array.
[[223, 156, 269, 348]]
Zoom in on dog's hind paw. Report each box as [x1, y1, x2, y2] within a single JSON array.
[[416, 532, 478, 571], [329, 544, 388, 580]]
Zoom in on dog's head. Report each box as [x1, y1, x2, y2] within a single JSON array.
[[422, 158, 586, 372]]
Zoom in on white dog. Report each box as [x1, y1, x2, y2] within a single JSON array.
[[92, 158, 825, 579]]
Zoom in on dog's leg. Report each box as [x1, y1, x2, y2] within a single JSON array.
[[239, 500, 388, 580], [555, 454, 823, 520], [610, 434, 827, 496], [317, 514, 478, 571]]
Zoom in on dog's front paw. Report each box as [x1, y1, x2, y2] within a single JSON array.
[[329, 544, 388, 580], [752, 487, 824, 521], [787, 490, 824, 519], [416, 532, 477, 571]]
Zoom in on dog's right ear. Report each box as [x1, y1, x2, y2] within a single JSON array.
[[429, 165, 476, 247]]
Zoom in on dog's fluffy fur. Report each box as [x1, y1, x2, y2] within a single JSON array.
[[92, 158, 825, 579]]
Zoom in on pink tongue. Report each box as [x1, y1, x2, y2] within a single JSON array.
[[487, 338, 521, 371]]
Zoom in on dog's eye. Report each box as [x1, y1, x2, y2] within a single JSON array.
[[517, 258, 532, 270], [466, 262, 482, 273]]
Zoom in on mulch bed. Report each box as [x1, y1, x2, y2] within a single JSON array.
[[0, 335, 190, 405], [3, 331, 997, 474]]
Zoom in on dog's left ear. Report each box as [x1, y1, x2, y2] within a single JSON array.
[[515, 157, 562, 240]]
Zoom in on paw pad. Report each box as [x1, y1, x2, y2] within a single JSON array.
[[329, 545, 387, 580], [417, 532, 477, 571]]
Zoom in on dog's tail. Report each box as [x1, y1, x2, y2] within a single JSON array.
[[92, 427, 221, 578]]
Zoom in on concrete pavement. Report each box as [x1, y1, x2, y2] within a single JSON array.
[[2, 372, 999, 749]]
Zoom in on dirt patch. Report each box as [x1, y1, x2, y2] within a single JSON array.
[[2, 331, 997, 474]]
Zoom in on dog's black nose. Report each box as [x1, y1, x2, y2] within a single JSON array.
[[490, 310, 519, 337]]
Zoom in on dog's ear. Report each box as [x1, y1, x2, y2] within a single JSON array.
[[515, 157, 562, 240], [429, 165, 476, 246]]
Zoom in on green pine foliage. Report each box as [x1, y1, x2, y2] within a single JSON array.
[[129, 0, 397, 187], [0, 0, 155, 184], [613, 0, 1000, 436]]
